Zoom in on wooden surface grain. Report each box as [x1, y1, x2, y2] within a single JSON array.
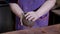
[[2, 24, 60, 34]]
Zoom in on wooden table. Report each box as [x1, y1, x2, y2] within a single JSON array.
[[2, 24, 60, 34]]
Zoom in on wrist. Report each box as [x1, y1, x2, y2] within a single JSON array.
[[36, 10, 47, 19]]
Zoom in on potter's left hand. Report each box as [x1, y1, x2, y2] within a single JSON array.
[[25, 11, 40, 21]]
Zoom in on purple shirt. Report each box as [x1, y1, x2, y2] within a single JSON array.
[[8, 0, 49, 30], [17, 0, 49, 30]]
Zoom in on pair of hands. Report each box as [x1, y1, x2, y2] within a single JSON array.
[[24, 11, 40, 22]]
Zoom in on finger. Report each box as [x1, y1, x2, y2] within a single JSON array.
[[25, 12, 30, 17], [32, 18, 37, 22], [28, 17, 34, 21], [26, 15, 31, 19]]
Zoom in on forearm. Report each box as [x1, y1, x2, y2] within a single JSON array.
[[36, 0, 56, 17], [9, 3, 23, 17]]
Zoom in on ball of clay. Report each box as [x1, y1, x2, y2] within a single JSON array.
[[22, 15, 35, 27]]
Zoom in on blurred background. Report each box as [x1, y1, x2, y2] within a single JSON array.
[[49, 0, 60, 25]]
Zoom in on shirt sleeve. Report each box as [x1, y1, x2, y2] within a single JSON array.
[[6, 0, 17, 3]]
